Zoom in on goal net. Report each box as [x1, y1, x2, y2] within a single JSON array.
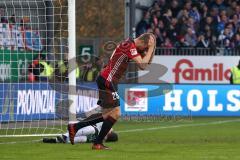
[[0, 0, 93, 139]]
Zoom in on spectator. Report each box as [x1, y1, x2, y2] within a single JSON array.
[[200, 3, 209, 19], [1, 16, 8, 23], [187, 17, 197, 33], [136, 11, 151, 37], [158, 0, 167, 10], [175, 36, 188, 48], [149, 1, 161, 14], [28, 54, 45, 82], [162, 37, 173, 48], [209, 7, 220, 31], [55, 59, 68, 82], [9, 14, 16, 24], [152, 14, 159, 27], [217, 13, 228, 33], [218, 27, 232, 47], [85, 65, 98, 82], [155, 10, 161, 19], [236, 26, 240, 34], [189, 5, 201, 23], [85, 57, 102, 82], [177, 8, 189, 22], [196, 33, 210, 48], [230, 60, 240, 84], [157, 19, 165, 32], [225, 23, 235, 37], [230, 14, 240, 32], [161, 37, 174, 55], [184, 27, 197, 47], [20, 17, 30, 29], [170, 0, 180, 18], [162, 9, 172, 29], [231, 33, 240, 50], [154, 27, 164, 46], [184, 1, 192, 12], [0, 8, 7, 23], [28, 54, 54, 82], [210, 0, 227, 11], [227, 1, 238, 16], [200, 16, 215, 34], [235, 4, 240, 17], [167, 18, 179, 42]]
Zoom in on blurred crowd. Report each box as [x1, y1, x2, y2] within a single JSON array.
[[28, 54, 103, 83], [136, 0, 240, 50], [0, 12, 31, 29]]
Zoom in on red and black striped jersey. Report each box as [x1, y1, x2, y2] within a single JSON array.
[[100, 38, 140, 86]]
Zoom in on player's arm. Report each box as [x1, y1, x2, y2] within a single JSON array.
[[132, 37, 156, 70], [148, 42, 156, 64]]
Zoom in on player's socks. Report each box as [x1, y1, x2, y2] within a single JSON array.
[[68, 118, 103, 145], [75, 117, 104, 130], [94, 116, 116, 144]]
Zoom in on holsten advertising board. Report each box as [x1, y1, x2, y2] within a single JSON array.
[[138, 56, 240, 84], [119, 84, 240, 116]]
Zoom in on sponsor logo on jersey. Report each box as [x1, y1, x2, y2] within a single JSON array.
[[130, 49, 138, 56]]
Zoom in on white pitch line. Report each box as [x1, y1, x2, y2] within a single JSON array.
[[0, 139, 41, 145], [117, 119, 240, 133], [1, 119, 240, 145], [0, 134, 61, 138]]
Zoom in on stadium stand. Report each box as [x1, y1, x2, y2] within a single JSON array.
[[136, 0, 240, 55]]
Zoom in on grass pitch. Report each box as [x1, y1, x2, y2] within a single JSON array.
[[0, 117, 240, 160]]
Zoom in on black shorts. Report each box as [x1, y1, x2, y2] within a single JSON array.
[[96, 76, 120, 108]]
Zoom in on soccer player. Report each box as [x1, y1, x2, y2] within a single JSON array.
[[68, 33, 156, 150], [43, 122, 118, 144]]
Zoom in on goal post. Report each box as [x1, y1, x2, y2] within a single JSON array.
[[0, 0, 78, 139], [67, 0, 77, 123]]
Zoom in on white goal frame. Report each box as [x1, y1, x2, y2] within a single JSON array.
[[0, 0, 77, 138]]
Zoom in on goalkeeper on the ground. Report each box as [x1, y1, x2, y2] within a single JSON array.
[[43, 122, 118, 143]]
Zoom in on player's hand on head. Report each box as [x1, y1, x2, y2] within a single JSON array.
[[148, 34, 156, 47]]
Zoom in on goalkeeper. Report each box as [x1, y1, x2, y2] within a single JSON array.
[[43, 122, 118, 143]]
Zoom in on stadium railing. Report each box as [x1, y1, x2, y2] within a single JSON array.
[[78, 37, 240, 56], [155, 47, 240, 56]]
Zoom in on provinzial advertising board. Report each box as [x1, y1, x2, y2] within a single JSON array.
[[119, 84, 240, 116], [138, 56, 240, 84], [0, 83, 98, 122]]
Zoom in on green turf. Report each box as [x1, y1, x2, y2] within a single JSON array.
[[0, 117, 240, 160]]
